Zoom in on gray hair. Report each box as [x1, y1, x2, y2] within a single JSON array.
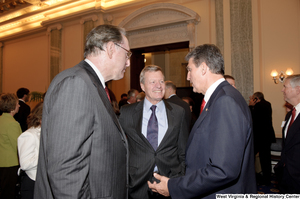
[[128, 89, 138, 98], [84, 24, 126, 58], [286, 74, 300, 88], [253, 92, 264, 100], [165, 81, 176, 91], [140, 65, 164, 84], [185, 44, 224, 75]]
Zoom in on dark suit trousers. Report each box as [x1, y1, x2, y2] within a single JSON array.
[[257, 143, 272, 183], [0, 165, 19, 199], [279, 168, 300, 194], [20, 173, 35, 199]]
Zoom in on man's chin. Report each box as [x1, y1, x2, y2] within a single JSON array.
[[114, 74, 124, 81], [192, 87, 197, 93]]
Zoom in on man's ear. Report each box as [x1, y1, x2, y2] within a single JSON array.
[[295, 86, 300, 94], [140, 83, 145, 92], [201, 62, 208, 75], [106, 41, 115, 59]]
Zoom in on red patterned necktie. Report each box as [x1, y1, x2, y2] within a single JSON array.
[[287, 108, 296, 134], [105, 87, 111, 102], [200, 99, 206, 114]]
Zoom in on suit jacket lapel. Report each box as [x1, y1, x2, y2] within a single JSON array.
[[284, 112, 300, 148], [157, 100, 175, 151], [133, 100, 154, 149], [186, 81, 227, 149], [282, 111, 291, 147], [134, 101, 143, 136], [80, 61, 124, 134]]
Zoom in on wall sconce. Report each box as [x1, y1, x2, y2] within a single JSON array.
[[270, 68, 294, 84]]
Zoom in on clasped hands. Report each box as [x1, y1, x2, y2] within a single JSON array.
[[147, 173, 170, 197]]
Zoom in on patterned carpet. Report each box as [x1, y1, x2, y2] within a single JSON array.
[[257, 173, 280, 194]]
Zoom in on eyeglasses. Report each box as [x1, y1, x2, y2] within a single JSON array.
[[114, 43, 132, 59]]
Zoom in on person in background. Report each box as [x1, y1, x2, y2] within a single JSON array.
[[107, 86, 120, 116], [182, 96, 197, 129], [0, 93, 22, 199], [119, 93, 128, 108], [249, 92, 276, 185], [275, 74, 300, 193], [164, 81, 191, 130], [119, 89, 139, 109], [136, 92, 145, 102], [34, 24, 130, 199], [284, 101, 293, 113], [121, 93, 128, 100], [14, 88, 31, 132], [18, 102, 43, 199], [224, 74, 236, 88], [148, 44, 256, 198]]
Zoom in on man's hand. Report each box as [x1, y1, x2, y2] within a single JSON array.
[[249, 95, 260, 106], [147, 173, 170, 197]]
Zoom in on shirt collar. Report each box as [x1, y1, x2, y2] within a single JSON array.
[[293, 103, 300, 115], [85, 58, 106, 88], [204, 78, 225, 103], [143, 98, 164, 112], [168, 94, 176, 98]]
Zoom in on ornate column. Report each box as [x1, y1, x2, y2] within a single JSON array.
[[230, 0, 253, 99], [215, 0, 224, 54], [187, 21, 196, 51], [0, 42, 3, 93], [80, 15, 98, 49], [215, 0, 253, 100], [47, 23, 62, 82], [103, 14, 114, 25]]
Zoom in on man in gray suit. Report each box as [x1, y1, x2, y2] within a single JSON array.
[[119, 65, 189, 199], [34, 25, 130, 199]]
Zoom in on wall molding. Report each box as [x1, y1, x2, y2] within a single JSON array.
[[119, 3, 200, 50]]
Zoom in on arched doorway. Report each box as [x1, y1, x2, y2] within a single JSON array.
[[119, 3, 200, 90]]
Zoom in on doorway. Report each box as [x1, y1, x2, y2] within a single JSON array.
[[130, 41, 189, 91]]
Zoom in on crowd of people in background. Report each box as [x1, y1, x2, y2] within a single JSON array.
[[0, 24, 299, 199]]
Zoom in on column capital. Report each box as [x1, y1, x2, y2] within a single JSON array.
[[80, 15, 98, 24], [47, 23, 62, 34]]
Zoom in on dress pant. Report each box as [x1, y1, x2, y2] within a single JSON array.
[[258, 144, 272, 184], [20, 173, 35, 199], [0, 165, 19, 199], [278, 168, 300, 194]]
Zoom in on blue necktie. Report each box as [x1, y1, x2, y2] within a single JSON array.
[[147, 105, 158, 150]]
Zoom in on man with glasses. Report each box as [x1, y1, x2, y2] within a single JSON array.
[[35, 25, 130, 199]]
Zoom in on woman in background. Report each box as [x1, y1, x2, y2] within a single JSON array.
[[18, 102, 43, 199], [0, 93, 22, 199]]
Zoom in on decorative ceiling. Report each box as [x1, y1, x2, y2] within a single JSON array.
[[0, 0, 136, 40], [0, 0, 30, 14]]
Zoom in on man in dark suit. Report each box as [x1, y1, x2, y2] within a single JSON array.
[[249, 91, 276, 185], [164, 80, 192, 130], [148, 44, 257, 198], [275, 74, 300, 193], [34, 25, 130, 199], [119, 89, 139, 109], [14, 87, 31, 132], [119, 65, 189, 199]]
